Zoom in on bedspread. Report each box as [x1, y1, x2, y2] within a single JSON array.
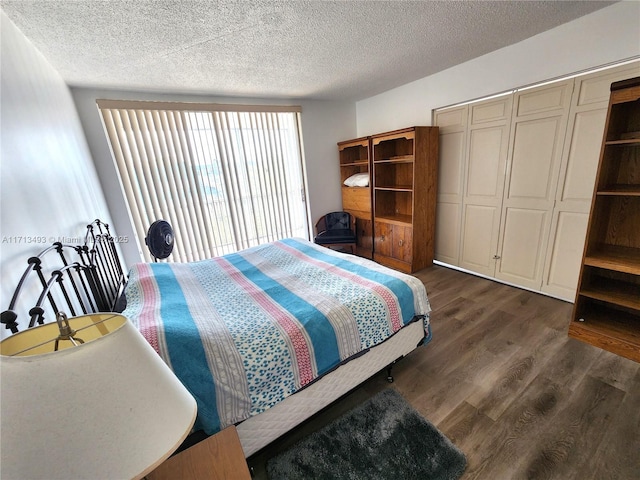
[[123, 238, 431, 435]]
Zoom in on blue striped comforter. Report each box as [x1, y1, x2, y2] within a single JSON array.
[[123, 238, 431, 435]]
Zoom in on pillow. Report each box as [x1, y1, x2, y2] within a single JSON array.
[[343, 172, 369, 187]]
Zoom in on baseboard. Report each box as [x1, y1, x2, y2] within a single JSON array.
[[432, 260, 573, 304]]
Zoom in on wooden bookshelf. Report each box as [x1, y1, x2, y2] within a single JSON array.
[[569, 77, 640, 362], [371, 127, 438, 273], [338, 137, 373, 258]]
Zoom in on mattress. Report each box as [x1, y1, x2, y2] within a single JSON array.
[[238, 319, 428, 457]]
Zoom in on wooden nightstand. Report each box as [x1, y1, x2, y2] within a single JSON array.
[[147, 426, 251, 480]]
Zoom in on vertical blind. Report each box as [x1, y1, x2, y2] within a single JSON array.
[[97, 100, 309, 262]]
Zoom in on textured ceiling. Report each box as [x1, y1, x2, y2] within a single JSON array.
[[1, 1, 616, 101]]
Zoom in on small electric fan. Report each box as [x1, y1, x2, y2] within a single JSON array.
[[145, 220, 174, 261]]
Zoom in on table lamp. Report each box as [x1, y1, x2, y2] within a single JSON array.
[[0, 312, 197, 480]]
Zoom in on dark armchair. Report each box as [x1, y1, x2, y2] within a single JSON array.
[[314, 211, 357, 254]]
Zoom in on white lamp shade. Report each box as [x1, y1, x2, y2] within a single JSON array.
[[0, 313, 197, 480]]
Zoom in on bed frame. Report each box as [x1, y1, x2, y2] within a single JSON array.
[[2, 220, 428, 458], [1, 220, 126, 334]]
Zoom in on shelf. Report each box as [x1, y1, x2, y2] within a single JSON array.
[[374, 155, 414, 164], [375, 185, 413, 192], [340, 160, 369, 167], [569, 307, 640, 362], [605, 138, 640, 146], [620, 130, 640, 140], [596, 185, 640, 196], [584, 245, 640, 275], [579, 282, 640, 310], [374, 213, 412, 226]]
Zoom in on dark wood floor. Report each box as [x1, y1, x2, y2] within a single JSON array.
[[249, 265, 640, 479]]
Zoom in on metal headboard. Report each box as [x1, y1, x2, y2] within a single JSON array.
[[1, 219, 126, 334]]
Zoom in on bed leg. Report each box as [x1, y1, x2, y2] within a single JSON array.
[[386, 355, 404, 383]]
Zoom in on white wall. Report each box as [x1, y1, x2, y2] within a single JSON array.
[[0, 12, 112, 335], [356, 2, 640, 135], [71, 88, 356, 266]]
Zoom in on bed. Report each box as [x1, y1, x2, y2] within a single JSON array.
[[2, 220, 432, 458]]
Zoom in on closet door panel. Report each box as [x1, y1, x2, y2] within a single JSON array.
[[539, 97, 599, 299], [466, 127, 505, 197], [497, 207, 548, 283], [543, 211, 589, 299], [459, 96, 512, 276], [496, 81, 572, 289], [434, 106, 468, 265], [435, 202, 461, 264], [461, 205, 500, 273], [576, 65, 640, 106], [459, 126, 508, 275], [438, 131, 465, 197], [471, 98, 511, 123], [516, 85, 569, 116], [508, 117, 563, 200], [541, 63, 640, 300], [560, 109, 607, 204]]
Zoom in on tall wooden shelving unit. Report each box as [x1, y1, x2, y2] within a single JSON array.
[[569, 77, 640, 362], [371, 127, 438, 273], [338, 137, 373, 258]]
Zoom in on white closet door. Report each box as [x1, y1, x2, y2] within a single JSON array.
[[459, 95, 512, 276], [541, 63, 640, 300], [434, 106, 468, 266], [495, 81, 573, 290]]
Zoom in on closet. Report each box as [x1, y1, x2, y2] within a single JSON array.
[[434, 61, 640, 301]]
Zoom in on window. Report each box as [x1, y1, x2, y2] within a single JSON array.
[[97, 100, 309, 262]]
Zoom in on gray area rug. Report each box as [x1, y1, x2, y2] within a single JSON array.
[[266, 389, 467, 480]]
